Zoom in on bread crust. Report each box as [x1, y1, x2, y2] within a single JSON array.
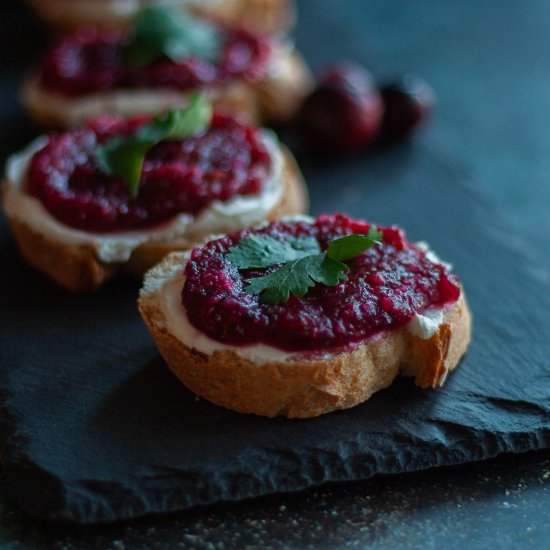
[[22, 78, 261, 130], [139, 252, 472, 419], [2, 147, 307, 292], [28, 0, 295, 36], [22, 51, 312, 130]]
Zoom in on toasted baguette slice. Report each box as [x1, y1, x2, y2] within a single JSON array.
[[139, 251, 472, 419], [28, 0, 296, 36], [3, 147, 307, 292], [22, 49, 313, 129]]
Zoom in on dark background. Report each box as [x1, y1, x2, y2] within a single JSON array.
[[1, 0, 550, 547]]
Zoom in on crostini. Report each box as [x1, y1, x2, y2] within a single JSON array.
[[2, 100, 307, 291], [139, 214, 472, 418], [22, 6, 312, 128]]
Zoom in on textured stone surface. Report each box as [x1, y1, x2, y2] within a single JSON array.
[[1, 450, 550, 549]]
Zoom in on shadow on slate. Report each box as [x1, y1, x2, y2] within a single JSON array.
[[1, 142, 550, 524]]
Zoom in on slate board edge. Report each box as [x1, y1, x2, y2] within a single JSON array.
[[2, 406, 549, 525]]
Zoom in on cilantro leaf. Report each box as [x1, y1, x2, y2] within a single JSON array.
[[94, 94, 212, 198], [152, 95, 213, 140], [245, 254, 348, 304], [326, 227, 383, 261], [123, 6, 221, 67], [227, 230, 383, 304], [226, 234, 320, 269], [95, 137, 153, 198]]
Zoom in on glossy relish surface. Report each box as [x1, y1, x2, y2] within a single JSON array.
[[183, 214, 461, 353], [39, 26, 271, 96], [26, 113, 271, 232]]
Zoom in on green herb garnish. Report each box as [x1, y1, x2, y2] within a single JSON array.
[[226, 234, 321, 269], [123, 6, 221, 67], [94, 94, 212, 198], [226, 227, 383, 304]]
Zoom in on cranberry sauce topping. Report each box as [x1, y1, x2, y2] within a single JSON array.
[[26, 113, 271, 232], [39, 26, 271, 96], [183, 214, 461, 353]]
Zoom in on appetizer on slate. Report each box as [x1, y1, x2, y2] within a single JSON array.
[[28, 0, 296, 36], [3, 97, 307, 292], [139, 214, 471, 418], [22, 6, 312, 128]]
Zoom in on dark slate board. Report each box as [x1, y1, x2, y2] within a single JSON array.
[[1, 142, 549, 524]]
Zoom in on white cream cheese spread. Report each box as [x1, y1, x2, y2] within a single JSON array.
[[159, 268, 297, 363], [407, 307, 445, 340]]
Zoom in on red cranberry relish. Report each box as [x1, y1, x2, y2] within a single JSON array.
[[26, 113, 271, 232], [39, 26, 271, 96], [183, 215, 461, 353]]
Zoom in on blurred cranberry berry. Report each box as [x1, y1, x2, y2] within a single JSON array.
[[297, 62, 383, 155], [380, 76, 435, 140]]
